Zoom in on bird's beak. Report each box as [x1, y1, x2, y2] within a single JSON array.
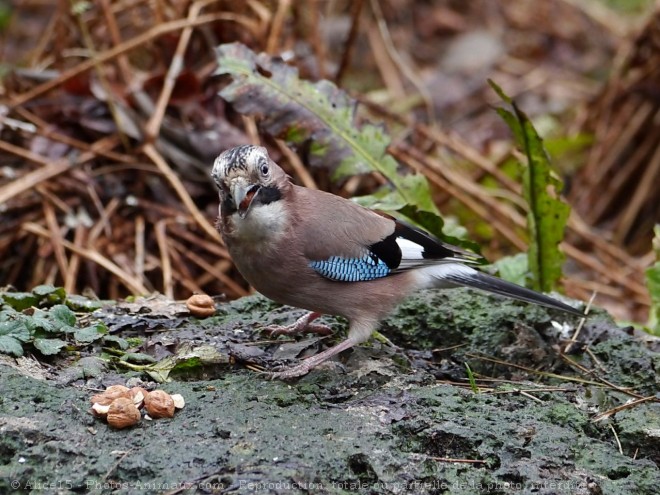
[[231, 179, 260, 218]]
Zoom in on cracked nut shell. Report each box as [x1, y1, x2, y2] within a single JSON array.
[[106, 397, 141, 429], [129, 387, 149, 407], [186, 294, 215, 318], [90, 384, 131, 406], [144, 390, 175, 418]]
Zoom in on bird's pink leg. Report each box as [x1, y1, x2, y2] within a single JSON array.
[[265, 337, 359, 380], [264, 311, 333, 337]]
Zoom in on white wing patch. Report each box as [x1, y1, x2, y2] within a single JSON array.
[[397, 238, 425, 260], [413, 262, 479, 289], [395, 237, 475, 269]]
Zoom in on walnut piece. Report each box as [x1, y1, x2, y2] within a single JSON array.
[[106, 397, 141, 429], [144, 390, 175, 419], [186, 294, 216, 318], [90, 384, 131, 406]]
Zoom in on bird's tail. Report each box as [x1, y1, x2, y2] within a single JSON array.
[[428, 264, 584, 317]]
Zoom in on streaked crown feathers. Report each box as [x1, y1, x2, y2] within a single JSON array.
[[212, 145, 269, 184]]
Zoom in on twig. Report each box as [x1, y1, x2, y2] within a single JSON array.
[[390, 145, 528, 251], [609, 424, 624, 455], [276, 139, 317, 189], [335, 0, 364, 84], [0, 136, 120, 205], [145, 0, 219, 140], [560, 353, 647, 400], [465, 353, 605, 387], [194, 259, 235, 288], [22, 222, 148, 295], [429, 457, 486, 464], [102, 449, 134, 482], [134, 215, 146, 285], [168, 238, 248, 297], [14, 107, 134, 164], [166, 239, 204, 294], [64, 223, 86, 294], [367, 23, 405, 98], [142, 143, 223, 244], [242, 115, 261, 145], [266, 0, 291, 54], [70, 0, 132, 150], [489, 386, 574, 395], [369, 0, 435, 124], [518, 390, 544, 403], [155, 220, 173, 298], [169, 226, 231, 259], [616, 141, 660, 244], [8, 12, 257, 109], [563, 291, 595, 354], [88, 197, 120, 245], [99, 0, 133, 85], [584, 347, 607, 373], [307, 0, 327, 78], [42, 199, 69, 280]]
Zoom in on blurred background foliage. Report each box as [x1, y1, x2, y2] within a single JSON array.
[[0, 0, 658, 325]]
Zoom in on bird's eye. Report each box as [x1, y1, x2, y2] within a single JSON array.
[[259, 162, 270, 177]]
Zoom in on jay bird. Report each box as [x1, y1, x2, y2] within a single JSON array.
[[212, 145, 583, 379]]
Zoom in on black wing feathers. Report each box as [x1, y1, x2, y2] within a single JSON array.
[[393, 221, 460, 260], [368, 231, 402, 269], [367, 218, 482, 272]]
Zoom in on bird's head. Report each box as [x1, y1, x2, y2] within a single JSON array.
[[212, 145, 288, 220]]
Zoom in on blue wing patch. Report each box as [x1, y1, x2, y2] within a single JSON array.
[[309, 254, 390, 282]]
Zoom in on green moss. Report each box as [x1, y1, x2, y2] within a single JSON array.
[[1, 288, 658, 494], [590, 337, 660, 395]]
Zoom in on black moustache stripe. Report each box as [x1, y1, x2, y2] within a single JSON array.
[[222, 195, 237, 215], [256, 186, 282, 205]]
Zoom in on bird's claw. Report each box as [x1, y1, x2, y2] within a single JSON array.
[[266, 323, 333, 337], [261, 338, 358, 380], [261, 362, 313, 380], [262, 312, 333, 337]]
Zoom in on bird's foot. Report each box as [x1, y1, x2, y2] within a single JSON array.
[[263, 338, 358, 380], [264, 311, 333, 337]]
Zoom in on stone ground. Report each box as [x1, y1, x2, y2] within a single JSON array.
[[1, 289, 658, 494]]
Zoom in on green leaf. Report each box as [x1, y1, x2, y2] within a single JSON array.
[[645, 225, 660, 336], [215, 42, 470, 245], [102, 335, 130, 350], [32, 285, 66, 305], [354, 191, 482, 253], [353, 188, 408, 212], [489, 80, 570, 292], [73, 324, 106, 344], [0, 336, 24, 356], [31, 309, 59, 333], [2, 292, 39, 311], [398, 204, 483, 256], [0, 319, 30, 357], [465, 362, 479, 393], [120, 352, 156, 364], [29, 305, 77, 335], [145, 344, 229, 383], [65, 295, 104, 312], [217, 46, 375, 178], [49, 304, 77, 328], [0, 319, 30, 342], [544, 134, 593, 158], [493, 253, 529, 287], [33, 338, 67, 356]]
